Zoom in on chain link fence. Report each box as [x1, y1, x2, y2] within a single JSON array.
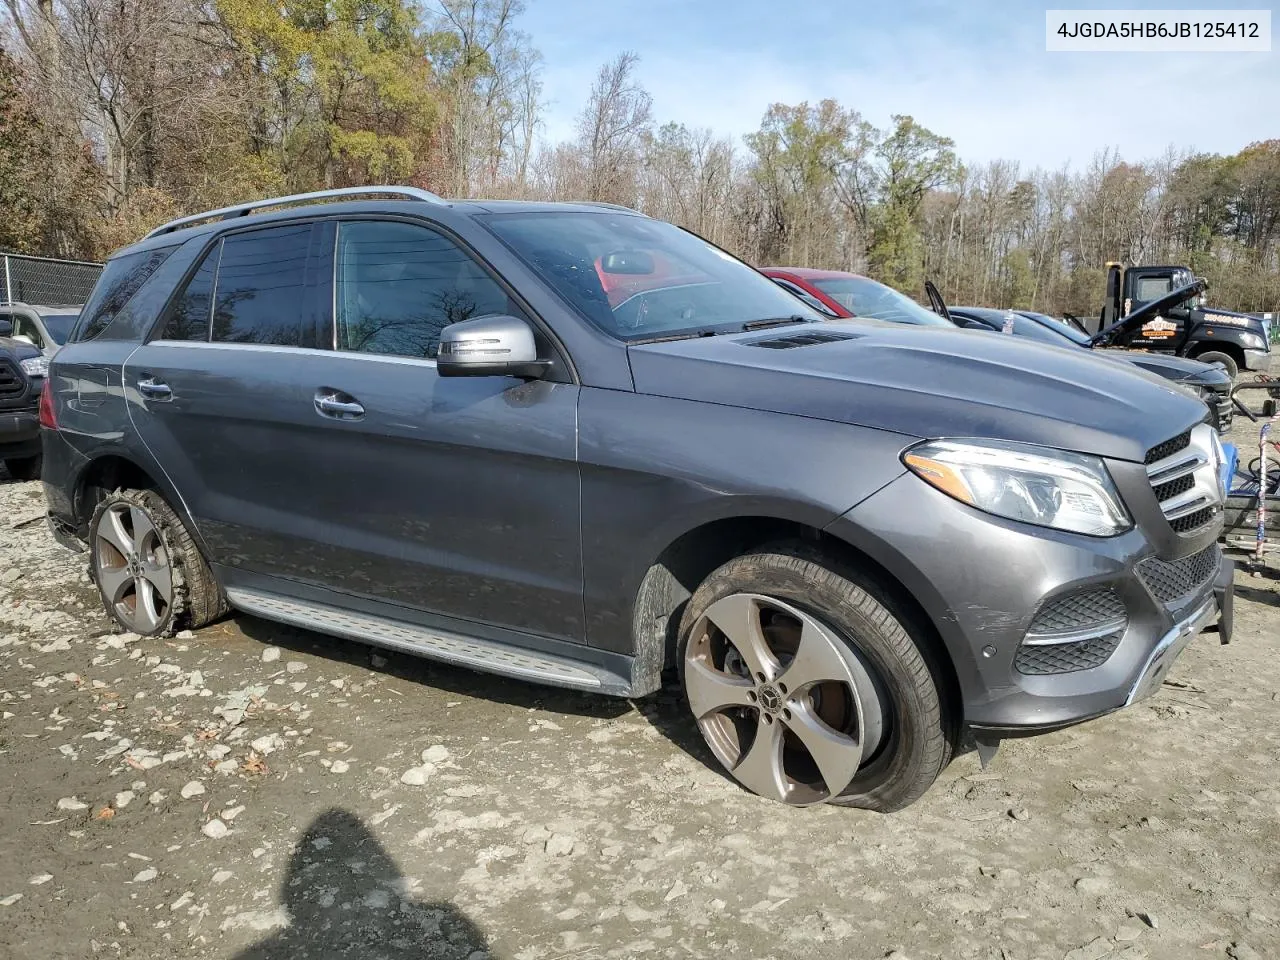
[[1, 253, 104, 307]]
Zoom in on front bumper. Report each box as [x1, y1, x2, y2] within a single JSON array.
[[828, 472, 1229, 735], [1243, 348, 1272, 372], [0, 408, 40, 459]]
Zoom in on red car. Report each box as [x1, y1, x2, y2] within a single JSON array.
[[759, 267, 951, 327]]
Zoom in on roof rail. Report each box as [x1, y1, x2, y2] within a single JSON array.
[[143, 185, 448, 240], [571, 200, 641, 213]]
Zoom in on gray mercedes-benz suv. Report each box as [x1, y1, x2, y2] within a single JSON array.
[[41, 186, 1233, 811]]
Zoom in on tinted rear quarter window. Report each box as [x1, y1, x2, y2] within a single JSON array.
[[74, 247, 175, 342], [159, 242, 221, 341], [212, 225, 318, 347]]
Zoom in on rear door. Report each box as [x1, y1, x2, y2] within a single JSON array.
[[123, 220, 332, 570]]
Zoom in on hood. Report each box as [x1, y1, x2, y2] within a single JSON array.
[[628, 321, 1209, 463], [1104, 350, 1230, 386]]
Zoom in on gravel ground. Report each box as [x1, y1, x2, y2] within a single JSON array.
[[1, 457, 1278, 960]]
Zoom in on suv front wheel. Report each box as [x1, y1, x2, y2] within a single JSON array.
[[678, 545, 952, 812], [89, 488, 228, 637]]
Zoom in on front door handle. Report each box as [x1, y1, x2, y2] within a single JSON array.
[[137, 377, 172, 401], [314, 389, 365, 420]]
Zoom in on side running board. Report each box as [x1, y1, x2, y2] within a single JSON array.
[[225, 588, 628, 695]]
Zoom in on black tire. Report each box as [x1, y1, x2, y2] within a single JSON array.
[[677, 543, 953, 812], [1195, 350, 1239, 380], [88, 487, 228, 637], [3, 454, 41, 481]]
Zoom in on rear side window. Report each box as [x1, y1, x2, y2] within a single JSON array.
[[159, 242, 220, 341], [211, 225, 317, 347], [75, 247, 175, 342]]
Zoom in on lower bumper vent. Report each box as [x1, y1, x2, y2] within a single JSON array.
[[1015, 588, 1127, 675], [1137, 543, 1220, 604]]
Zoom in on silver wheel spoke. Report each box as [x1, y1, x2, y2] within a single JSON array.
[[705, 594, 781, 680], [130, 507, 158, 552], [685, 658, 755, 719], [141, 559, 173, 604], [782, 700, 863, 797], [97, 564, 133, 605], [732, 717, 788, 803], [99, 509, 135, 558], [135, 577, 163, 632], [778, 619, 854, 693]]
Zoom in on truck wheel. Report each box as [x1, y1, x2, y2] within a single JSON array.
[[3, 455, 41, 481], [88, 488, 228, 637], [677, 544, 952, 812], [1195, 351, 1239, 380]]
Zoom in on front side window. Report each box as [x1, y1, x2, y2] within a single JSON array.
[[335, 220, 514, 358], [811, 276, 952, 327], [11, 313, 44, 348], [212, 225, 316, 347], [483, 213, 825, 340], [74, 247, 175, 342]]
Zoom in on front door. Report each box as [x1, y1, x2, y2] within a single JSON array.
[[283, 217, 584, 641]]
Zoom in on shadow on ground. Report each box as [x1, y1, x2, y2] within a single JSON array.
[[232, 809, 491, 960]]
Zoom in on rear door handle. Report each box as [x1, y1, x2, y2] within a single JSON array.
[[137, 377, 172, 401], [314, 389, 365, 420]]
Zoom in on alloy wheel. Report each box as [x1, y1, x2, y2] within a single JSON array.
[[93, 502, 175, 634], [684, 592, 886, 805]]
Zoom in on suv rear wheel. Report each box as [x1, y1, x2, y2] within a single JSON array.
[[89, 488, 227, 637], [677, 545, 951, 812]]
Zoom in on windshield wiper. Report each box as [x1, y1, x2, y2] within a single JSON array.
[[742, 315, 813, 331], [628, 327, 728, 345]]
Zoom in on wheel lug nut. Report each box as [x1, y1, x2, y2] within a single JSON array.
[[755, 672, 766, 683], [777, 682, 787, 694], [763, 714, 773, 724], [747, 690, 757, 702], [782, 708, 792, 721]]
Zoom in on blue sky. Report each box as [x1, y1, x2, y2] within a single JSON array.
[[518, 0, 1278, 170]]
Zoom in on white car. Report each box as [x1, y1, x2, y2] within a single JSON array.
[[0, 302, 82, 358]]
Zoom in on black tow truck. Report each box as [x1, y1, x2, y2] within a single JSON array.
[[1080, 263, 1273, 379], [0, 314, 47, 480]]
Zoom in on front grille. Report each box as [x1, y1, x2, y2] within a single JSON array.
[[1144, 424, 1222, 535], [0, 358, 24, 399], [1016, 630, 1124, 675], [1145, 430, 1190, 465], [1169, 507, 1216, 533], [1138, 543, 1220, 604], [1152, 473, 1195, 502], [1016, 588, 1127, 675]]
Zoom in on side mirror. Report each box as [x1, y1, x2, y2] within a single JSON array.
[[0, 319, 12, 337], [436, 315, 550, 379]]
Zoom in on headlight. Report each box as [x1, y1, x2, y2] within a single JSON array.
[[1239, 332, 1265, 350], [903, 439, 1131, 536], [19, 356, 49, 378]]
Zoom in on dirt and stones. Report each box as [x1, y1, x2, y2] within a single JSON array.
[[1, 467, 1278, 959]]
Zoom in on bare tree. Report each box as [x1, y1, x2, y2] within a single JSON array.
[[577, 51, 651, 205]]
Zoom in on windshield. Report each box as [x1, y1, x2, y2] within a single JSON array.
[[39, 311, 79, 345], [482, 213, 823, 340], [811, 276, 951, 327], [1018, 311, 1091, 346]]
